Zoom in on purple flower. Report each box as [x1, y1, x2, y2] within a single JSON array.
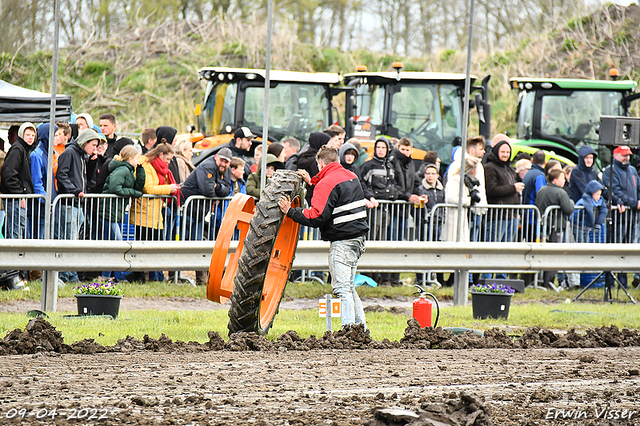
[[73, 280, 123, 296], [470, 283, 515, 294]]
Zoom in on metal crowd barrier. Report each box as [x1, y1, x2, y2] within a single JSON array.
[[4, 194, 640, 248], [180, 195, 233, 242], [426, 203, 541, 243], [0, 194, 45, 240], [540, 204, 638, 244], [50, 194, 179, 243]]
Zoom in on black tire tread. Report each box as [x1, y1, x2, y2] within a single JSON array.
[[227, 171, 302, 335]]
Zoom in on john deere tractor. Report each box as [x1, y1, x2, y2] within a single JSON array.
[[342, 63, 491, 169], [509, 76, 639, 168]]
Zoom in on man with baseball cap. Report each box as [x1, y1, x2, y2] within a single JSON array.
[[220, 127, 255, 179], [180, 147, 232, 283], [603, 145, 640, 243]]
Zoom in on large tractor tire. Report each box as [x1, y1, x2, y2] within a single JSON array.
[[227, 170, 303, 335]]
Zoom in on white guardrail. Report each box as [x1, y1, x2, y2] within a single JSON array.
[[2, 240, 640, 272]]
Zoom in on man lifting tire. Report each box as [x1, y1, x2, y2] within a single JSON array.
[[278, 146, 370, 328]]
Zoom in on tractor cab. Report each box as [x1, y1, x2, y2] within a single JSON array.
[[187, 67, 343, 165], [343, 64, 491, 169], [510, 77, 638, 168]]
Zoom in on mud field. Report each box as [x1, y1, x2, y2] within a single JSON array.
[[0, 319, 640, 425]]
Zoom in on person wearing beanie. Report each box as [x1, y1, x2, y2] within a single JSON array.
[[55, 129, 100, 283], [0, 122, 37, 239], [246, 153, 284, 199]]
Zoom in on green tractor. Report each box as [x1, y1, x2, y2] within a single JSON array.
[[510, 76, 638, 168]]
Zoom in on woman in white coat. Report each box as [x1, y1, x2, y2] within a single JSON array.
[[443, 156, 481, 242]]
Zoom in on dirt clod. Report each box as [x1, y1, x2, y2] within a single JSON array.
[[3, 320, 640, 355]]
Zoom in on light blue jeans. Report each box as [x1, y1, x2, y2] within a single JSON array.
[[329, 236, 366, 328], [101, 219, 123, 279], [480, 218, 519, 280], [58, 204, 83, 283]]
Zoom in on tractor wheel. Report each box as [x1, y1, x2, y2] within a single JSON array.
[[227, 170, 303, 335]]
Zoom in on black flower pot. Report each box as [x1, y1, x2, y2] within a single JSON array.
[[470, 292, 512, 320], [75, 294, 123, 318]]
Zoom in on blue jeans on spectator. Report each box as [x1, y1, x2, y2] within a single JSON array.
[[469, 213, 483, 242], [58, 204, 83, 283], [480, 217, 519, 280], [185, 215, 204, 241], [101, 219, 123, 278], [4, 199, 30, 239], [329, 236, 366, 328]]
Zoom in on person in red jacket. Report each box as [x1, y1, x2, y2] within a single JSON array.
[[278, 146, 369, 328]]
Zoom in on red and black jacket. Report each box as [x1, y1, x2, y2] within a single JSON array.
[[287, 162, 369, 242]]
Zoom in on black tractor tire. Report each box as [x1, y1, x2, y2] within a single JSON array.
[[227, 170, 303, 335]]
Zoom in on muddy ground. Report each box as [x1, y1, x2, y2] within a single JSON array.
[[0, 319, 640, 425]]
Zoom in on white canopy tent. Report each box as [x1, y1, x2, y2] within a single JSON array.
[[0, 79, 72, 123]]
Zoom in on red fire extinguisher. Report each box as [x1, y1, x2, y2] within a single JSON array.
[[413, 285, 440, 328]]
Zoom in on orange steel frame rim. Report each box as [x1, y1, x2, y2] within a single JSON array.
[[207, 193, 300, 330]]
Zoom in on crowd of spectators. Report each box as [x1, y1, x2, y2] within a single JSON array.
[[2, 114, 638, 289]]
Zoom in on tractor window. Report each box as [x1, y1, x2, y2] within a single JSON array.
[[516, 91, 535, 139], [244, 83, 330, 142], [389, 83, 462, 164], [540, 91, 624, 145], [354, 84, 384, 127], [203, 81, 236, 136]]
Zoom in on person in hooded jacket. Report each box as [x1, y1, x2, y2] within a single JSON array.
[[359, 136, 400, 285], [98, 145, 145, 281], [296, 132, 331, 204], [339, 142, 376, 208], [1, 122, 37, 239], [482, 140, 526, 280], [30, 123, 57, 240], [360, 136, 398, 204], [572, 180, 606, 243], [153, 126, 180, 242], [56, 129, 100, 282], [571, 180, 606, 288], [246, 153, 285, 199], [569, 145, 600, 203], [484, 140, 525, 241], [154, 126, 177, 148]]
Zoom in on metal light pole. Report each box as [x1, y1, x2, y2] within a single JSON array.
[[42, 0, 61, 312], [453, 0, 475, 306], [260, 0, 274, 192]]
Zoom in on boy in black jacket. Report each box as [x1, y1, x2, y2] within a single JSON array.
[[536, 168, 575, 289]]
